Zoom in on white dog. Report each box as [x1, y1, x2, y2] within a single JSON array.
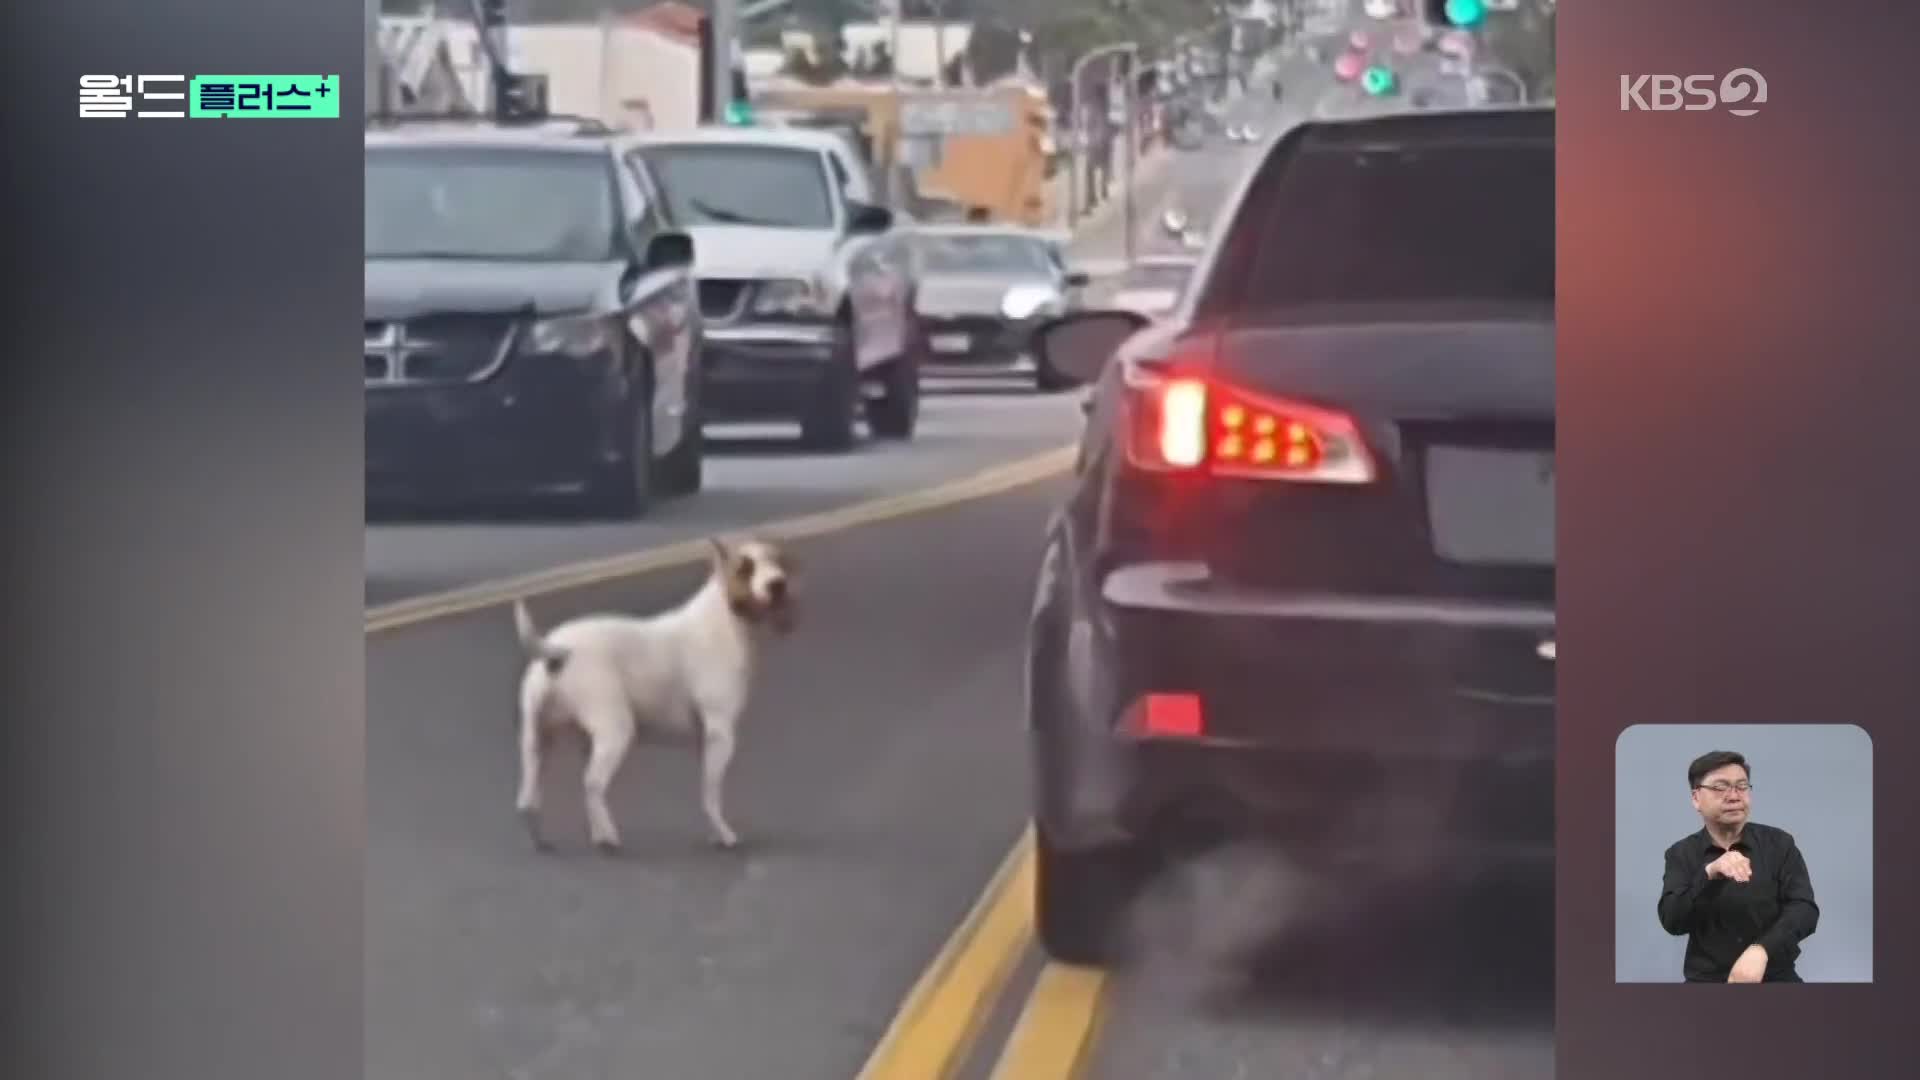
[[510, 536, 796, 854]]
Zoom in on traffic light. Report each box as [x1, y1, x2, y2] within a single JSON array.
[[1361, 66, 1398, 96], [1424, 0, 1486, 28], [723, 99, 755, 125]]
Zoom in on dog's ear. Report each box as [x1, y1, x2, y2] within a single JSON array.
[[707, 537, 732, 571]]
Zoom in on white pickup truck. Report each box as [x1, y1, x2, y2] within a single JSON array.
[[630, 126, 924, 451]]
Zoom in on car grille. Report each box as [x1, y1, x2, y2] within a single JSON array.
[[364, 315, 516, 386], [697, 279, 755, 322]]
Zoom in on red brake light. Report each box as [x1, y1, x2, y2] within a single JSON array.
[[1124, 371, 1376, 484], [1136, 692, 1205, 738]]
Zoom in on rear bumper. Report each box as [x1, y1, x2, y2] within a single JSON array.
[[700, 324, 839, 421], [919, 312, 1040, 367], [1033, 561, 1556, 861]]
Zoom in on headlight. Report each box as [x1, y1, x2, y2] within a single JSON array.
[[751, 278, 830, 317], [527, 313, 614, 356], [1001, 284, 1062, 321]]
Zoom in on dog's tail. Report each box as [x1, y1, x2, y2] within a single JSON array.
[[513, 599, 570, 676]]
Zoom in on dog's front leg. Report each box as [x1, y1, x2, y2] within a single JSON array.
[[580, 718, 634, 854], [698, 719, 742, 849]]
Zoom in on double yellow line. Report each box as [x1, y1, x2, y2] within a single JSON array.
[[855, 827, 1113, 1080], [366, 446, 1076, 635]]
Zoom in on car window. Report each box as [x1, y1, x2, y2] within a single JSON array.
[[918, 235, 1052, 274], [1240, 140, 1553, 310], [636, 143, 837, 230], [364, 146, 620, 262]]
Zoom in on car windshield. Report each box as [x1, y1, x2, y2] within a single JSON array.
[[638, 144, 836, 229], [1122, 262, 1194, 290], [919, 235, 1050, 275], [364, 147, 618, 262], [1243, 139, 1554, 309]]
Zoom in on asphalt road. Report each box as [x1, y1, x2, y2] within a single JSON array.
[[365, 387, 1081, 607], [366, 475, 1066, 1080], [364, 98, 1149, 1080]]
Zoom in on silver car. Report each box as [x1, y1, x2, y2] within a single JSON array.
[[907, 225, 1091, 391]]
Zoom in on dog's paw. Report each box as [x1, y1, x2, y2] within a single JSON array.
[[519, 809, 554, 853], [593, 838, 624, 857], [710, 832, 742, 851]]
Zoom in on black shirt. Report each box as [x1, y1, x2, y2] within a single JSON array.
[[1658, 821, 1819, 982]]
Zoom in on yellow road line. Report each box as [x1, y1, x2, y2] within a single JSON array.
[[986, 962, 1112, 1080], [854, 828, 1037, 1080], [365, 446, 1075, 634]]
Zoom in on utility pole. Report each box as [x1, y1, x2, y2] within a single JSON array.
[[711, 0, 739, 122], [887, 0, 905, 206], [479, 0, 507, 117], [1122, 50, 1137, 266], [932, 0, 948, 89], [1066, 42, 1137, 229]]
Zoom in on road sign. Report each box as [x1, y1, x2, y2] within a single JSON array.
[[898, 98, 1014, 138]]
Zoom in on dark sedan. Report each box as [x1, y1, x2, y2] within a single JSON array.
[[1022, 106, 1556, 965], [364, 124, 703, 518]]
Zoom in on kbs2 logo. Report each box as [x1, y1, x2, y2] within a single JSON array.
[[1619, 69, 1768, 117]]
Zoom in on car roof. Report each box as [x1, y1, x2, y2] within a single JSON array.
[[911, 224, 1052, 241], [1292, 104, 1554, 149], [624, 125, 847, 154], [364, 123, 615, 155]]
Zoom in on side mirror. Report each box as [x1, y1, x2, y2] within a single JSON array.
[[1030, 309, 1150, 386], [644, 231, 695, 272], [1064, 270, 1092, 288], [847, 201, 894, 235]]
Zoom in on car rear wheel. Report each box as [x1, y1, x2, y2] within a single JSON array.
[[1034, 828, 1149, 967], [801, 317, 859, 452]]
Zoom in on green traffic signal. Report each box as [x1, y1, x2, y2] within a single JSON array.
[[1361, 66, 1397, 96], [1444, 0, 1487, 28], [723, 99, 754, 125]]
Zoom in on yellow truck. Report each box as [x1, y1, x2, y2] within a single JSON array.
[[751, 83, 1058, 227]]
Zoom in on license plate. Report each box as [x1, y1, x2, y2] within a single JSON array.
[[931, 333, 971, 353], [1424, 446, 1555, 566]]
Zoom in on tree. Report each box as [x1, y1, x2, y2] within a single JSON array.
[[964, 20, 1026, 84]]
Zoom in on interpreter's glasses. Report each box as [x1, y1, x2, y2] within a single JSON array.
[[1695, 781, 1753, 795]]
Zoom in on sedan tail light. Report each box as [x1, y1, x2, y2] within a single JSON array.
[[1122, 692, 1207, 739], [1123, 367, 1377, 484]]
